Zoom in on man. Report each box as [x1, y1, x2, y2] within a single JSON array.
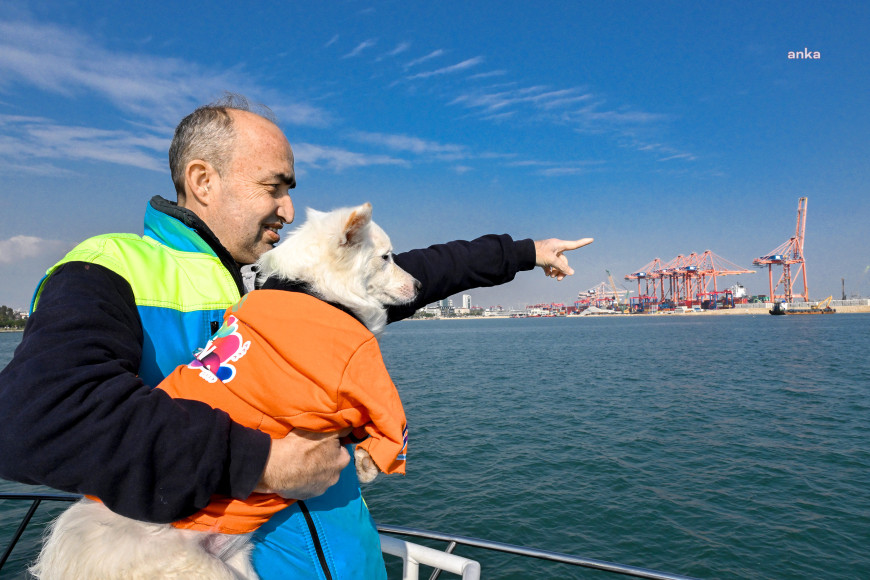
[[0, 94, 592, 578]]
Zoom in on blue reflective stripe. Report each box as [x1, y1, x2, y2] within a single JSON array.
[[137, 306, 228, 387]]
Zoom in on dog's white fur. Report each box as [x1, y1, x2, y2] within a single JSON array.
[[257, 202, 418, 335], [31, 203, 418, 579]]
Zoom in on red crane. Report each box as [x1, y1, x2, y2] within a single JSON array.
[[625, 252, 753, 309], [753, 197, 809, 303]]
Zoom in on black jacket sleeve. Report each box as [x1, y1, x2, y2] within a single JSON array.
[[388, 234, 536, 323], [0, 262, 270, 523]]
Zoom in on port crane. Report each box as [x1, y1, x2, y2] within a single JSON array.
[[606, 270, 622, 310], [577, 279, 630, 310], [625, 251, 753, 308], [753, 197, 809, 303]]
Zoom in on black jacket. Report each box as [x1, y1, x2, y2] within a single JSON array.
[[0, 203, 535, 523]]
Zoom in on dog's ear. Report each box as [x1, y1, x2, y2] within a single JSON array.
[[341, 202, 373, 246]]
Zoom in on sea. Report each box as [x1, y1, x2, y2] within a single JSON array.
[[1, 314, 868, 579]]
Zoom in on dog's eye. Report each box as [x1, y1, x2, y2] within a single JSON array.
[[381, 253, 391, 262]]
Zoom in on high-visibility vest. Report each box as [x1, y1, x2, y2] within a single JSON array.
[[33, 200, 241, 387]]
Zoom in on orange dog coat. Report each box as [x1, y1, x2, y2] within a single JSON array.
[[157, 290, 407, 534]]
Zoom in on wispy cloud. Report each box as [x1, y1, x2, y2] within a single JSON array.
[[407, 57, 484, 80], [0, 19, 228, 126], [376, 42, 412, 63], [468, 70, 508, 81], [506, 159, 606, 177], [538, 165, 600, 177], [0, 18, 333, 172], [386, 42, 411, 57], [0, 19, 331, 126], [405, 50, 445, 69], [571, 107, 667, 126], [344, 39, 377, 58], [270, 103, 333, 128], [30, 125, 166, 170], [291, 142, 408, 172], [348, 131, 468, 160], [376, 36, 695, 165], [659, 152, 696, 162], [449, 80, 692, 161], [0, 114, 166, 174], [451, 86, 594, 114], [621, 138, 696, 162], [480, 110, 517, 122], [0, 236, 69, 264]]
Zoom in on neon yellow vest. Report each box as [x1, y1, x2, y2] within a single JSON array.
[[33, 206, 241, 386]]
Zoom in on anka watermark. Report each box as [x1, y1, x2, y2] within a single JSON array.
[[788, 48, 820, 59]]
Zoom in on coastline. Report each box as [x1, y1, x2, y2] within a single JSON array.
[[411, 304, 870, 320]]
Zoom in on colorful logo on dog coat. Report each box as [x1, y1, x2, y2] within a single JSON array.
[[188, 315, 251, 383]]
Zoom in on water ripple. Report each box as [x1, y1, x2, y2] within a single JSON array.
[[370, 317, 870, 579]]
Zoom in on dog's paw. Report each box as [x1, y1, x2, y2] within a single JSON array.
[[354, 448, 380, 483]]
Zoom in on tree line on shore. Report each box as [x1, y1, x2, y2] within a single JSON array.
[[1, 305, 27, 329]]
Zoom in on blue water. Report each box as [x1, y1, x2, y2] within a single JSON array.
[[1, 315, 869, 579]]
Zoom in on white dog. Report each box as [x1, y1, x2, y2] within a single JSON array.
[[32, 202, 419, 579]]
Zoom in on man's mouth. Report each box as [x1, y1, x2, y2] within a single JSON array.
[[264, 224, 282, 243]]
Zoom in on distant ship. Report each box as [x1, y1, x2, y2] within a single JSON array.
[[730, 283, 748, 300]]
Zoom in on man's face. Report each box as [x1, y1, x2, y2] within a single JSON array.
[[209, 111, 296, 264]]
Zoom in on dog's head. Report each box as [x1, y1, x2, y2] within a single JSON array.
[[257, 203, 420, 332]]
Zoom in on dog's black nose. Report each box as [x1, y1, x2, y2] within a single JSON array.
[[413, 279, 422, 291]]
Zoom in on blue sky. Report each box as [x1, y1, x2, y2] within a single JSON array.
[[1, 0, 868, 310]]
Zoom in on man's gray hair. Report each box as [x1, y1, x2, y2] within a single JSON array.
[[169, 93, 278, 196]]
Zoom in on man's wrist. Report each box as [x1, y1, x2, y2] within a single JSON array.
[[516, 238, 537, 271], [223, 423, 272, 500]]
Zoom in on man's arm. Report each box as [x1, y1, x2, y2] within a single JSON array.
[[389, 234, 593, 322], [388, 234, 536, 322], [0, 262, 270, 523]]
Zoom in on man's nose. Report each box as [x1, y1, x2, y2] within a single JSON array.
[[277, 195, 295, 225]]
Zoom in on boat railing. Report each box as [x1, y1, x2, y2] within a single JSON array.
[[1, 492, 701, 580], [378, 524, 700, 580]]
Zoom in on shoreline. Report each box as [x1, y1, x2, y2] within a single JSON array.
[[411, 304, 870, 320]]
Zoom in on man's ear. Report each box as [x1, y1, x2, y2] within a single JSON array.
[[184, 159, 219, 206], [341, 203, 373, 246]]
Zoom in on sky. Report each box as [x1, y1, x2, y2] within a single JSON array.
[[0, 0, 868, 311]]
